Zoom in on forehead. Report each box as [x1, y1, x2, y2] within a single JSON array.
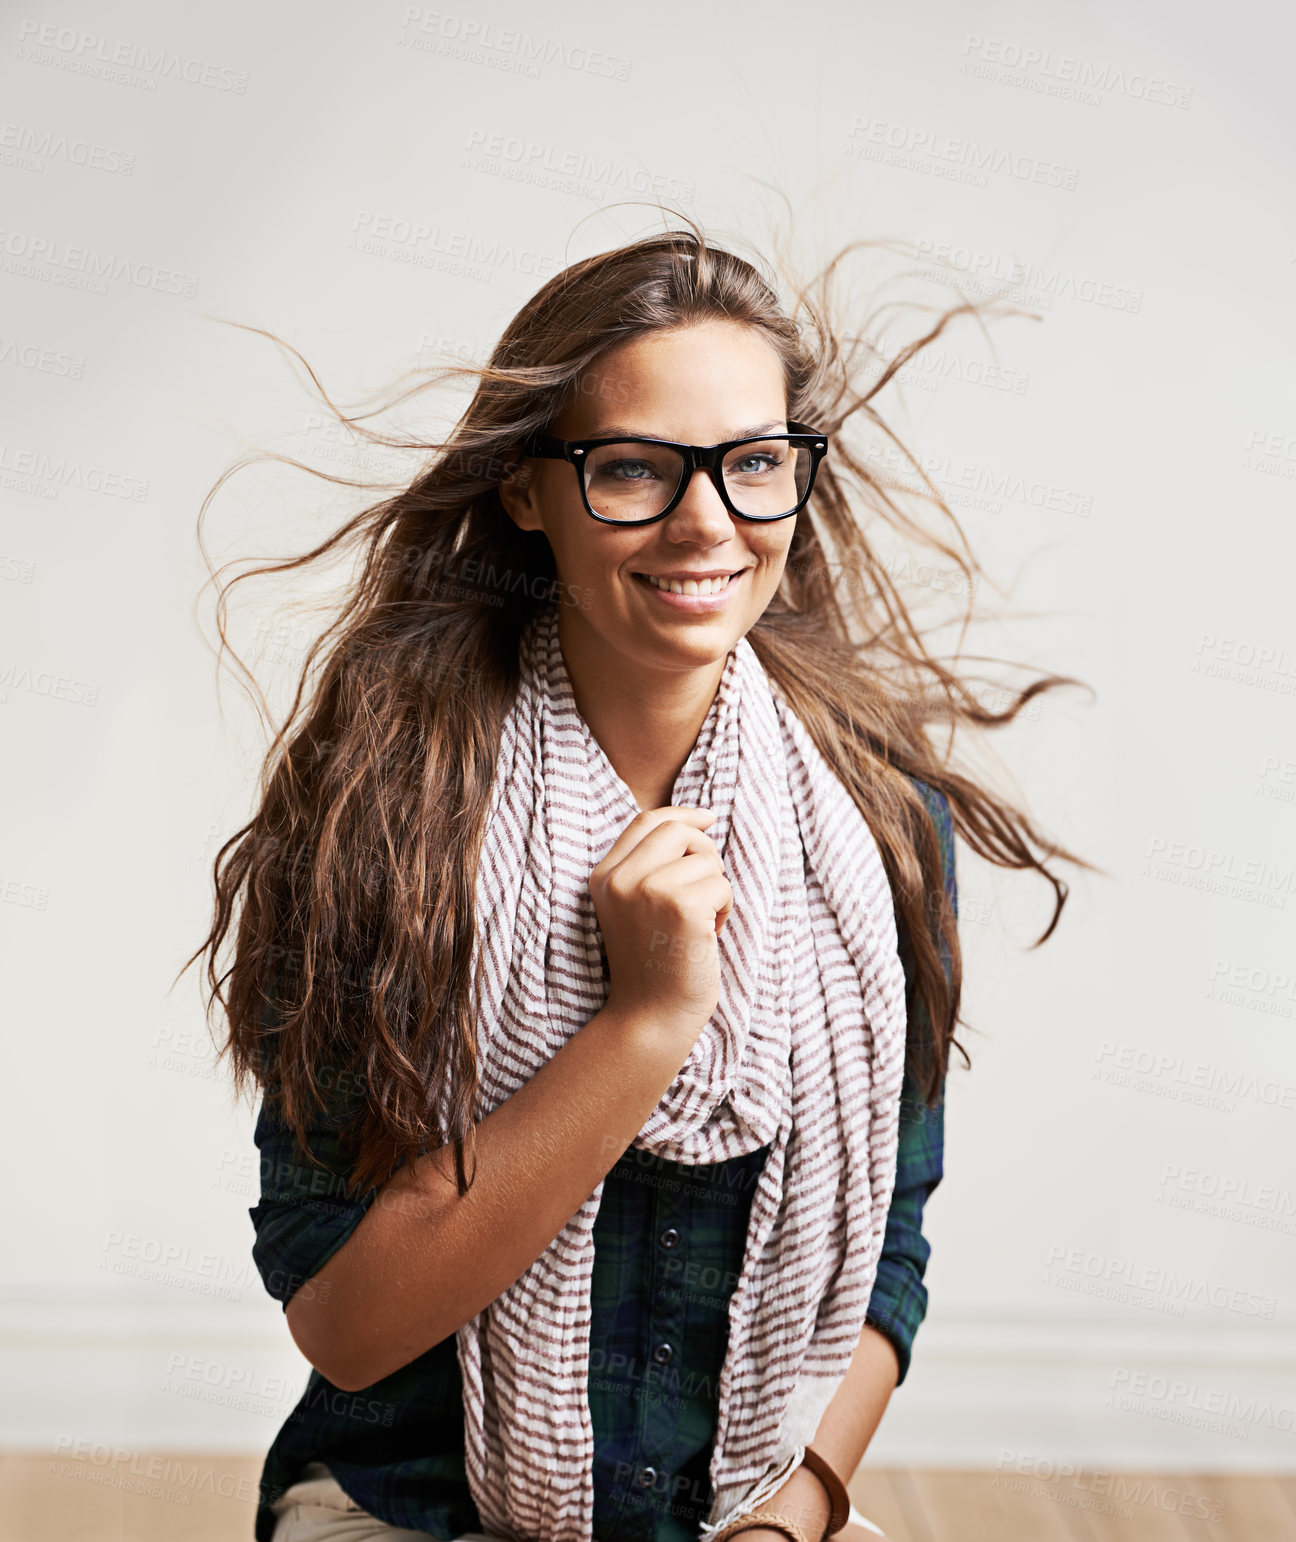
[[563, 322, 787, 438]]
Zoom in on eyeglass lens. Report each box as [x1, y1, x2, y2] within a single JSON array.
[[580, 438, 811, 521]]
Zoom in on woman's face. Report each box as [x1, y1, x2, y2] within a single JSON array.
[[500, 319, 800, 678]]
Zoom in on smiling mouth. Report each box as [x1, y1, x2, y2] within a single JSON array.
[[633, 570, 744, 596]]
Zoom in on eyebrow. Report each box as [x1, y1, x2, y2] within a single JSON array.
[[587, 420, 787, 441]]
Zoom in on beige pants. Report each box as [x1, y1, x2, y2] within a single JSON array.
[[269, 1462, 506, 1541]]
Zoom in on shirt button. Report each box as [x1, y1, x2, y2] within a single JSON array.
[[653, 1342, 673, 1364], [659, 1227, 680, 1249], [636, 1465, 657, 1488]]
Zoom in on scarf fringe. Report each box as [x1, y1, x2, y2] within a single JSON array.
[[697, 1445, 806, 1542]]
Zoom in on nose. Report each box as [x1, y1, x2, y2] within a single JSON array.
[[667, 464, 735, 536]]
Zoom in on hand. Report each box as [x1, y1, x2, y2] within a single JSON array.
[[723, 1524, 890, 1542], [590, 804, 733, 1041]]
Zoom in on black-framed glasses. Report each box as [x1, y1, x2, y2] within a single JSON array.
[[519, 421, 829, 526]]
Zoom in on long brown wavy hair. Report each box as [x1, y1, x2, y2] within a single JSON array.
[[178, 204, 1101, 1201]]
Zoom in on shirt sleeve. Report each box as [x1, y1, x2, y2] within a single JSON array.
[[246, 963, 380, 1313], [247, 1093, 379, 1312], [863, 780, 956, 1386]]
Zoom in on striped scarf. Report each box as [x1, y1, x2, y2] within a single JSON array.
[[456, 601, 908, 1542]]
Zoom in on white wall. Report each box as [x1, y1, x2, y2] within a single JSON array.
[[3, 0, 1293, 1476]]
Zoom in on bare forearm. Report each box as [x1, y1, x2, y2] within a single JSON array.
[[741, 1324, 899, 1542], [286, 1003, 692, 1390], [809, 1321, 899, 1481]]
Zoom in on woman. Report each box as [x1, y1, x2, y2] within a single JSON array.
[[190, 218, 1085, 1542]]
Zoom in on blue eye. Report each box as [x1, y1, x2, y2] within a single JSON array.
[[728, 452, 781, 477], [604, 459, 658, 482]]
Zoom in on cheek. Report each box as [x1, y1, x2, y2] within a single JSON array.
[[751, 539, 794, 592], [758, 535, 795, 571], [543, 511, 605, 579], [555, 538, 644, 600]]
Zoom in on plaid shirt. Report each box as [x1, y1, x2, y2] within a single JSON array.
[[249, 780, 954, 1541]]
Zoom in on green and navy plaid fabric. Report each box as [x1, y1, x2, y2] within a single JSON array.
[[864, 776, 955, 1387], [249, 780, 955, 1541], [584, 1137, 773, 1540]]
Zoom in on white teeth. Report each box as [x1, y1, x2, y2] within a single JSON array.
[[643, 572, 737, 596]]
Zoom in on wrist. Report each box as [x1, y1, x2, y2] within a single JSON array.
[[763, 1465, 833, 1542], [594, 998, 699, 1064]]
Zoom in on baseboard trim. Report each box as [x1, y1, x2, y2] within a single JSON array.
[[5, 1290, 1294, 1470]]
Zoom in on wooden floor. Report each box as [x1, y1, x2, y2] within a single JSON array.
[[4, 1454, 1294, 1541], [850, 1468, 1296, 1541]]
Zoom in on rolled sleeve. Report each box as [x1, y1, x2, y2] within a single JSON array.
[[248, 1095, 377, 1312], [864, 779, 956, 1385], [864, 1073, 945, 1384]]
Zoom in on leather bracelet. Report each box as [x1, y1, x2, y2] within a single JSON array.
[[800, 1445, 851, 1536], [710, 1508, 812, 1542]]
